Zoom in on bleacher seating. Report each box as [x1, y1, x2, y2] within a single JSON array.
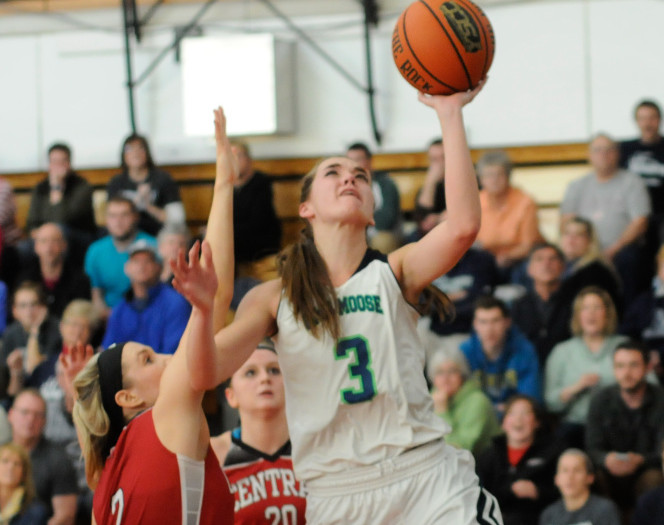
[[3, 141, 591, 245]]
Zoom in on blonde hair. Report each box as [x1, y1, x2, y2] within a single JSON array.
[[72, 353, 111, 489], [62, 299, 100, 330], [278, 161, 453, 340], [570, 286, 618, 337], [0, 443, 37, 512], [563, 217, 603, 270]]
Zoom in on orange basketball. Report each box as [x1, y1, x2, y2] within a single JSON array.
[[392, 0, 495, 95]]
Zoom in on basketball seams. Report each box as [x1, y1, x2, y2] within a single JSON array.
[[456, 0, 493, 80], [418, 0, 473, 90], [400, 7, 462, 94]]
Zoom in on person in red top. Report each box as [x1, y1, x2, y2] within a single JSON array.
[[212, 339, 306, 524], [62, 108, 237, 525]]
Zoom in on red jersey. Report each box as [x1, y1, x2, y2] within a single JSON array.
[[223, 429, 306, 525], [94, 410, 234, 525]]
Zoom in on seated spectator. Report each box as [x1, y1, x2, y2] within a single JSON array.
[[621, 244, 664, 377], [25, 143, 96, 263], [41, 300, 99, 445], [40, 300, 98, 522], [474, 150, 543, 282], [559, 216, 623, 314], [544, 286, 626, 449], [0, 177, 22, 289], [157, 223, 191, 284], [620, 99, 664, 257], [511, 243, 572, 365], [84, 196, 156, 319], [231, 141, 282, 281], [0, 442, 48, 525], [8, 389, 77, 525], [428, 346, 500, 456], [107, 134, 185, 237], [561, 133, 651, 306], [0, 283, 61, 401], [422, 247, 499, 347], [0, 280, 7, 335], [632, 449, 664, 525], [409, 138, 446, 242], [461, 296, 541, 417], [101, 240, 191, 354], [17, 223, 90, 318], [586, 340, 664, 512], [477, 395, 560, 525], [539, 449, 620, 525], [0, 177, 22, 248], [347, 142, 402, 252]]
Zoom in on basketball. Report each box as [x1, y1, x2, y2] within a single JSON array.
[[392, 0, 495, 95]]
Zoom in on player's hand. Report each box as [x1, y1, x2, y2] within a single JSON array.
[[171, 240, 218, 312], [418, 78, 486, 112], [213, 107, 239, 188]]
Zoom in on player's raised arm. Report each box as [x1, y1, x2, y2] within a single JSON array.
[[205, 107, 238, 333], [390, 84, 484, 299]]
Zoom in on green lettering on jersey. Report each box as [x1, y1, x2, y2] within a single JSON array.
[[338, 294, 383, 316]]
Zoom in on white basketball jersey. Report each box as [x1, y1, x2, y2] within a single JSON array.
[[275, 250, 448, 482]]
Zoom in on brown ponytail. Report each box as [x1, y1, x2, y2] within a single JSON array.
[[278, 163, 341, 340], [278, 160, 455, 340]]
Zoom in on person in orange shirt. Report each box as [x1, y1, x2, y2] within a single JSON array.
[[474, 150, 543, 282]]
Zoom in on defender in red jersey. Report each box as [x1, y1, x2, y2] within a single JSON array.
[[63, 108, 238, 525], [212, 343, 306, 524]]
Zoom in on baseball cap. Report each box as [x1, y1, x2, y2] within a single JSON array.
[[127, 239, 161, 263]]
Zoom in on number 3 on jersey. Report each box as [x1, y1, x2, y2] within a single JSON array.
[[335, 336, 377, 404]]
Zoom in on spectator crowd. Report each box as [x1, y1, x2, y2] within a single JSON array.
[[0, 99, 663, 524]]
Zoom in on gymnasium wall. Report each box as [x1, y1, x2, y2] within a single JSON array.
[[0, 0, 661, 173]]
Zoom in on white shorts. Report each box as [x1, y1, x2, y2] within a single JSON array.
[[304, 440, 502, 525]]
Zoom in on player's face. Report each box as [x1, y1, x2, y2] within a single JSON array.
[[121, 343, 171, 409], [60, 315, 92, 348], [613, 349, 647, 393], [555, 454, 593, 499], [473, 307, 510, 352], [635, 106, 661, 142], [502, 399, 538, 445], [226, 349, 284, 414], [300, 157, 374, 227], [0, 450, 24, 490], [560, 223, 590, 261], [527, 247, 564, 285], [578, 293, 607, 337], [432, 361, 464, 399], [478, 164, 509, 196], [8, 393, 46, 442]]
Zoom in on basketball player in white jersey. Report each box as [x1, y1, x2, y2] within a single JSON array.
[[204, 90, 503, 524]]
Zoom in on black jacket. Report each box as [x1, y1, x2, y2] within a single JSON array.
[[477, 433, 561, 525]]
